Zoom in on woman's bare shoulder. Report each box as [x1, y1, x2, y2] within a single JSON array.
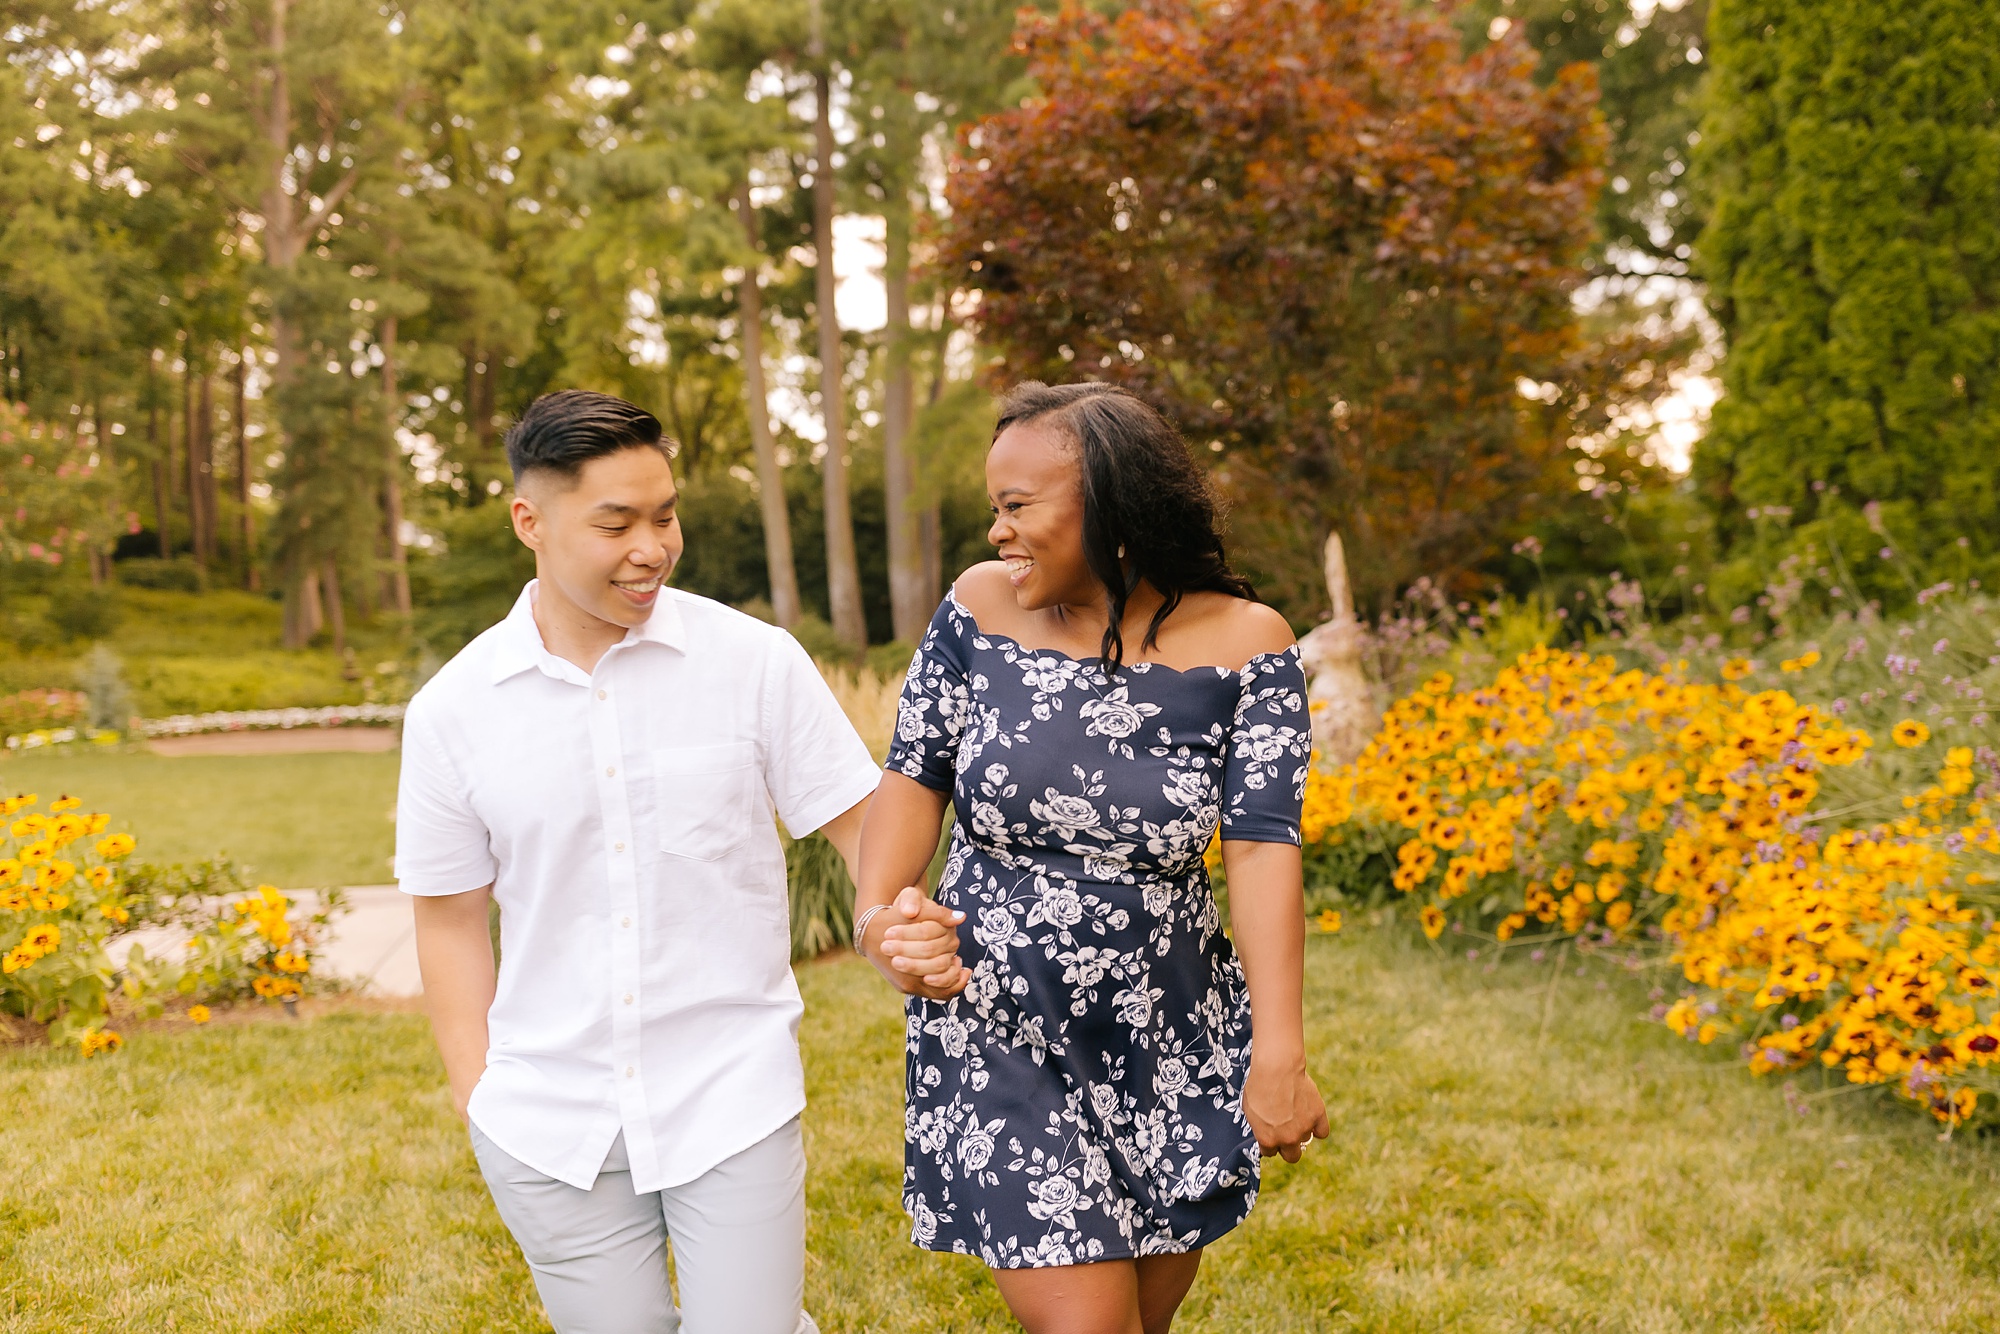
[[949, 561, 1014, 626], [1167, 592, 1297, 668]]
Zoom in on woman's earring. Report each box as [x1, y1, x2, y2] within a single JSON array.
[[1117, 545, 1126, 559]]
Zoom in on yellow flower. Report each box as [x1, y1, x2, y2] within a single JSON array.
[[1496, 912, 1528, 942], [1315, 909, 1343, 935], [1893, 720, 1931, 748], [1419, 905, 1447, 939], [0, 859, 19, 886], [48, 795, 80, 813], [22, 923, 59, 954], [272, 950, 311, 974], [186, 1005, 212, 1024], [85, 865, 114, 889], [1605, 901, 1633, 930], [97, 902, 130, 924], [1779, 651, 1820, 673], [2, 946, 35, 974], [94, 832, 136, 860], [1420, 817, 1466, 850], [77, 1029, 123, 1057], [1721, 658, 1754, 681]]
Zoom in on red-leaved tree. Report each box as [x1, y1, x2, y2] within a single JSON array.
[[940, 0, 1662, 613]]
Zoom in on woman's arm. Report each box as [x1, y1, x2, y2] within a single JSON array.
[[412, 885, 498, 1122], [856, 771, 970, 999], [1223, 839, 1330, 1161]]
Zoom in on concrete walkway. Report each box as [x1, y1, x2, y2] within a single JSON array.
[[304, 885, 422, 997], [108, 884, 425, 998]]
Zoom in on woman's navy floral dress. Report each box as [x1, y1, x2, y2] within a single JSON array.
[[884, 593, 1312, 1269]]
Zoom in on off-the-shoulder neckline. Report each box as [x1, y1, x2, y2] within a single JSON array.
[[943, 589, 1301, 679]]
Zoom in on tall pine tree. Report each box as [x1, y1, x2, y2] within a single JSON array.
[[1695, 0, 2000, 604]]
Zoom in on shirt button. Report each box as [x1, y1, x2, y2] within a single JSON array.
[[615, 842, 625, 852], [625, 1066, 635, 1079], [606, 765, 616, 777], [597, 689, 607, 700], [623, 993, 634, 1005], [621, 916, 632, 928]]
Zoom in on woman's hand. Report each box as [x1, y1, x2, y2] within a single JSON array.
[[866, 884, 972, 1000], [1243, 1051, 1330, 1164]]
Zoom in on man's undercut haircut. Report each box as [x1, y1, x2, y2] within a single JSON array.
[[505, 390, 676, 485]]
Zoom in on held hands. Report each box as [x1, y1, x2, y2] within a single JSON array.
[[1243, 1053, 1331, 1165], [867, 885, 972, 1001]]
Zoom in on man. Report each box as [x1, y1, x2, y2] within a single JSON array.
[[397, 390, 950, 1332]]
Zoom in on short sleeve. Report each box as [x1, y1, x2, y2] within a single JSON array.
[[884, 599, 973, 793], [1220, 648, 1312, 844], [761, 630, 883, 836], [395, 694, 500, 895]]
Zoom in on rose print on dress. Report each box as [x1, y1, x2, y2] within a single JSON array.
[[887, 595, 1310, 1268]]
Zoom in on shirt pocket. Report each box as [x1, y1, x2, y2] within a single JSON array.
[[654, 741, 761, 862]]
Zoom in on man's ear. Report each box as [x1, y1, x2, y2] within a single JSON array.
[[510, 489, 544, 553]]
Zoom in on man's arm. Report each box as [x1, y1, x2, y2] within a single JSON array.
[[816, 792, 870, 887], [412, 885, 497, 1122]]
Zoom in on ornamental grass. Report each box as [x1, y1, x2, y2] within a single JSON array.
[[1308, 586, 2000, 1128]]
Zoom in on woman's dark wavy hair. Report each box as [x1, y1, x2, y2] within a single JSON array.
[[993, 381, 1256, 673]]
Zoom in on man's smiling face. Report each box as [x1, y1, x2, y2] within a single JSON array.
[[511, 444, 683, 632]]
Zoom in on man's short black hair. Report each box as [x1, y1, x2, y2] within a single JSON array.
[[505, 390, 674, 483]]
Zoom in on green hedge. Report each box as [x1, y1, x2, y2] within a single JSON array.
[[123, 653, 373, 716]]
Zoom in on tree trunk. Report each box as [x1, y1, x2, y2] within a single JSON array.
[[320, 557, 346, 654], [284, 553, 324, 645], [260, 0, 314, 646], [881, 195, 926, 642], [236, 354, 257, 590], [733, 181, 802, 629], [467, 346, 497, 463], [918, 310, 951, 609], [381, 314, 411, 616], [89, 398, 110, 587], [145, 354, 168, 559], [812, 64, 866, 652], [189, 366, 216, 566]]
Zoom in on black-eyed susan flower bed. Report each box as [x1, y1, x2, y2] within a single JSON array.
[[1309, 642, 2000, 1127], [1, 791, 342, 1051]]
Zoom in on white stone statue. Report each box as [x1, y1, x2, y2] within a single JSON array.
[[1296, 531, 1380, 766]]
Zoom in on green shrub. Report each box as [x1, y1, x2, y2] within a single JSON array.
[[124, 653, 364, 715], [46, 580, 120, 641], [113, 558, 205, 593], [866, 640, 916, 680], [408, 502, 534, 656]]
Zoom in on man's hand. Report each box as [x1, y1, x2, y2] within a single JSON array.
[[867, 884, 971, 1000]]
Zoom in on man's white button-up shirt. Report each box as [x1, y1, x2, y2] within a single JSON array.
[[395, 582, 881, 1192]]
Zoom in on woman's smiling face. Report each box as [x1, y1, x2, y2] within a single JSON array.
[[986, 420, 1096, 611]]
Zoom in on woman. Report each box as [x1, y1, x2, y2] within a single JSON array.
[[856, 381, 1330, 1334]]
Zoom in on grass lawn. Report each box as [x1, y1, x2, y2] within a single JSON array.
[[6, 932, 2000, 1332], [0, 746, 399, 888]]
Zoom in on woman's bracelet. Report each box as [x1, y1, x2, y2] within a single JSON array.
[[853, 903, 893, 957]]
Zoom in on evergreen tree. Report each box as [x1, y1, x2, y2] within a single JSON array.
[[1695, 0, 2000, 605]]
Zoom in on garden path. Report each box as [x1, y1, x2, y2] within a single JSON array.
[[306, 885, 422, 996], [145, 728, 399, 756]]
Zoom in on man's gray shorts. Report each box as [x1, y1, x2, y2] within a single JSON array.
[[470, 1118, 820, 1334]]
